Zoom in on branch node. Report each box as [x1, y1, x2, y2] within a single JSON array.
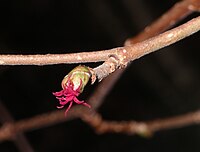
[[114, 47, 129, 68], [131, 122, 152, 137], [88, 67, 97, 85], [93, 55, 124, 82]]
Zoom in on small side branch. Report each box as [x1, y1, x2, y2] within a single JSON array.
[[1, 108, 200, 141], [88, 0, 200, 115], [81, 110, 200, 136], [93, 16, 200, 80], [0, 101, 34, 152], [121, 16, 200, 63], [125, 0, 200, 45]]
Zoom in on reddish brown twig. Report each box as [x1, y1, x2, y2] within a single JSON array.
[[0, 101, 34, 152], [0, 107, 80, 141], [121, 16, 200, 63], [94, 15, 200, 80], [125, 0, 200, 45], [88, 0, 200, 111], [0, 1, 199, 143], [81, 110, 200, 136], [1, 107, 200, 141]]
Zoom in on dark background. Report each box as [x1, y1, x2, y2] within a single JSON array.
[[0, 0, 200, 151]]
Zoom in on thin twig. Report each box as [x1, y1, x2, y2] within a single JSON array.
[[0, 51, 111, 65], [1, 74, 200, 142], [0, 72, 125, 142], [0, 108, 78, 141], [0, 2, 199, 143], [84, 0, 200, 136], [88, 0, 199, 111], [94, 16, 200, 79], [1, 107, 200, 141], [0, 101, 34, 152], [125, 0, 200, 45], [0, 16, 199, 68], [81, 110, 200, 136], [88, 69, 124, 109], [121, 16, 200, 63]]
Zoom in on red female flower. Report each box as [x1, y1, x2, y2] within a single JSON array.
[[53, 66, 91, 116]]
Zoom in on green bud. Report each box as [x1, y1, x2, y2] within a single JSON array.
[[61, 65, 91, 93]]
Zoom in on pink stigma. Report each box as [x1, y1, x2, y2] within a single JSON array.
[[53, 82, 91, 116]]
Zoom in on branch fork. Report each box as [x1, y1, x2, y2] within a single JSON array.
[[92, 50, 127, 82]]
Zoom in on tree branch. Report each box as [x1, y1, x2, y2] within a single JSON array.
[[0, 51, 111, 65], [0, 101, 34, 152], [122, 16, 200, 63], [0, 109, 76, 141], [88, 0, 200, 111], [81, 110, 200, 136], [94, 16, 200, 80], [0, 16, 199, 68], [1, 107, 200, 141], [0, 1, 199, 143], [125, 0, 200, 45]]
